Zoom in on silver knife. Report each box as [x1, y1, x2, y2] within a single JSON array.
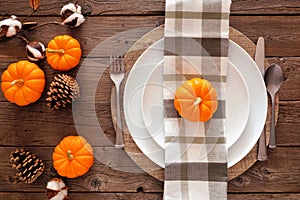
[[256, 37, 267, 161]]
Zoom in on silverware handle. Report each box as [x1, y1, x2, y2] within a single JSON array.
[[269, 94, 276, 148], [257, 127, 268, 161], [115, 85, 124, 149]]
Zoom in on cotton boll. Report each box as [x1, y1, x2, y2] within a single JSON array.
[[60, 3, 85, 27], [0, 15, 22, 37], [46, 178, 68, 200]]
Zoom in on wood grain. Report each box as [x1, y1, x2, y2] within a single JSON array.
[[1, 0, 300, 16], [1, 192, 299, 200], [231, 0, 300, 15], [230, 16, 300, 57], [0, 99, 296, 147], [0, 0, 165, 16], [0, 57, 298, 101], [228, 147, 300, 193], [0, 147, 163, 192], [228, 194, 300, 200], [0, 192, 164, 200], [1, 147, 299, 193], [0, 16, 165, 58], [0, 15, 299, 57], [276, 101, 300, 146]]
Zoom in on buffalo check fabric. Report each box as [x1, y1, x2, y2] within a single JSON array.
[[163, 0, 231, 199]]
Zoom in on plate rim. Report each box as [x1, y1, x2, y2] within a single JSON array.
[[227, 40, 268, 167]]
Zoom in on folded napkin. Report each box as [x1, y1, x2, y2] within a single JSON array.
[[163, 0, 231, 199]]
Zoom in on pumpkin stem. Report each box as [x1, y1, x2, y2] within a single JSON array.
[[194, 97, 202, 106], [46, 48, 65, 55], [67, 150, 74, 160], [11, 79, 24, 87]]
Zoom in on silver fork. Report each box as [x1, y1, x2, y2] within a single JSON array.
[[110, 53, 125, 149]]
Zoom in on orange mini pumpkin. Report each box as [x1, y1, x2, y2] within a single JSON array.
[[174, 78, 218, 122], [52, 135, 94, 178], [46, 35, 82, 71], [1, 60, 45, 106]]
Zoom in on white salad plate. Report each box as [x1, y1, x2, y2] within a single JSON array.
[[123, 39, 267, 168], [141, 59, 250, 149]]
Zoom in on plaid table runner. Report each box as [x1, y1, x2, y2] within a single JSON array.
[[163, 0, 231, 199]]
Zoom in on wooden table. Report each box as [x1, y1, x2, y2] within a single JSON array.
[[0, 1, 299, 199]]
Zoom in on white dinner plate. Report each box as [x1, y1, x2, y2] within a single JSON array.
[[141, 59, 250, 149], [124, 39, 267, 168]]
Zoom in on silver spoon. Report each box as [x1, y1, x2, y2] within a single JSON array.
[[264, 64, 284, 148]]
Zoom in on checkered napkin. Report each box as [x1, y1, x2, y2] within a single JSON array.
[[163, 0, 231, 199]]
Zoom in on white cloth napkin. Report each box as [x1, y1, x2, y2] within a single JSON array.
[[163, 0, 231, 199]]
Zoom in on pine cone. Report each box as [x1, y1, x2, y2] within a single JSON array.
[[10, 148, 45, 184], [46, 74, 80, 110]]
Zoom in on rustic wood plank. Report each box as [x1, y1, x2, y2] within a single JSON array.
[[1, 16, 299, 58], [1, 192, 300, 200], [276, 101, 300, 146], [228, 193, 300, 200], [1, 0, 300, 16], [0, 59, 299, 147], [0, 0, 165, 16], [0, 192, 164, 200], [0, 16, 164, 58], [1, 147, 299, 193], [0, 56, 299, 102], [0, 102, 118, 147], [228, 147, 300, 193], [231, 0, 300, 15], [0, 147, 163, 192], [230, 16, 300, 57]]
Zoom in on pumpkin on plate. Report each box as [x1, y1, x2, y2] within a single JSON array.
[[1, 60, 45, 106], [52, 135, 94, 178], [174, 78, 218, 122], [46, 35, 82, 71]]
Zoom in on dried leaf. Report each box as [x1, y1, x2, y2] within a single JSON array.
[[30, 0, 40, 11]]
